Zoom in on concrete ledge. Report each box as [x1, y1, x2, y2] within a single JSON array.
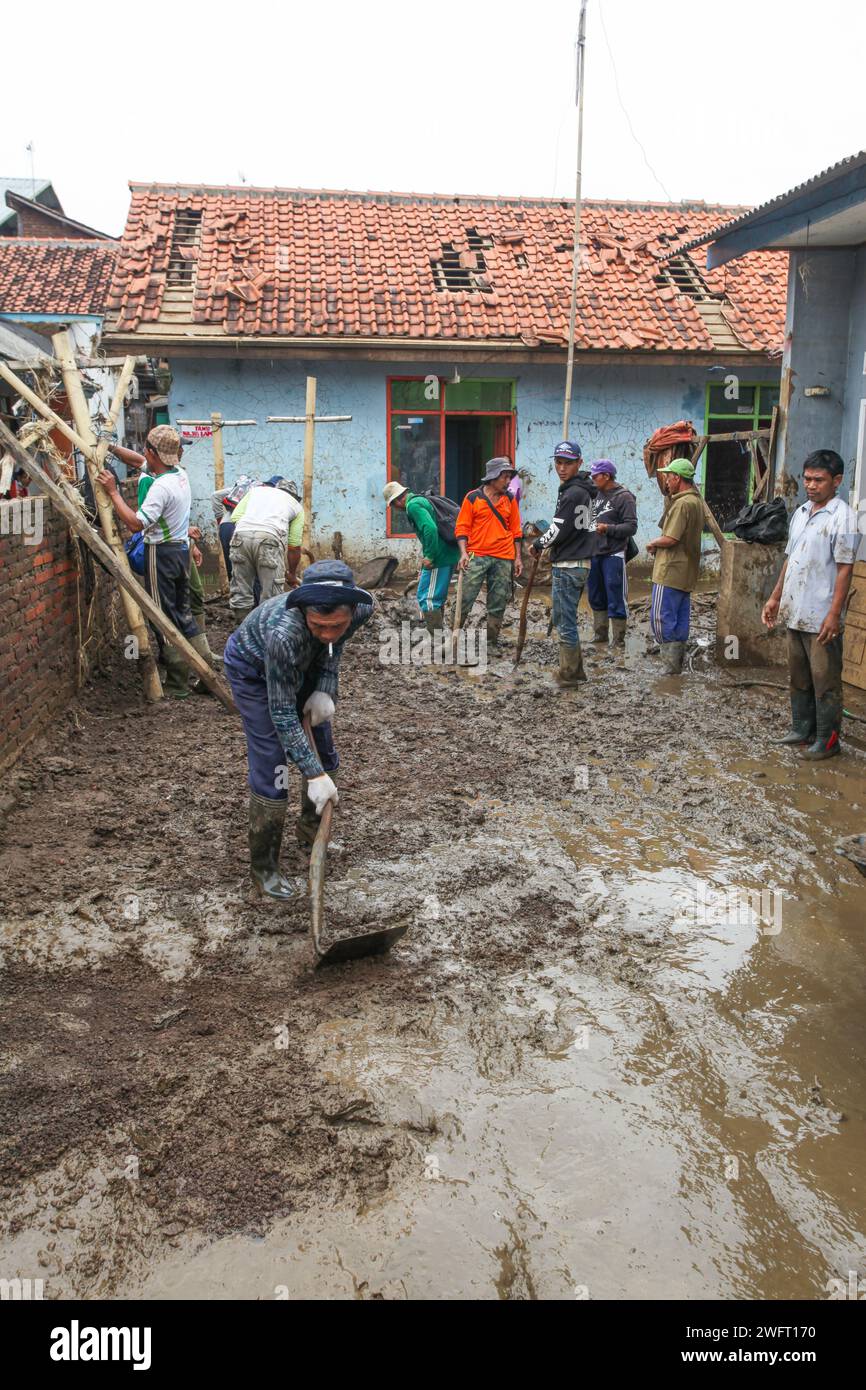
[[716, 539, 787, 668]]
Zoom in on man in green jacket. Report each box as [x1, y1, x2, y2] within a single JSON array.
[[383, 481, 460, 634]]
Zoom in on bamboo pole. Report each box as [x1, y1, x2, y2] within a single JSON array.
[[51, 331, 163, 703], [211, 412, 225, 491], [302, 376, 316, 563], [0, 422, 237, 715]]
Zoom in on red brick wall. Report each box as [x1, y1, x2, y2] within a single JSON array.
[[0, 497, 119, 773], [13, 205, 95, 239]]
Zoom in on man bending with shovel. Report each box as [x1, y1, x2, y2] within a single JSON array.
[[223, 560, 374, 900]]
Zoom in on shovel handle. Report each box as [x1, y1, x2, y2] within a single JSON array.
[[302, 715, 335, 849]]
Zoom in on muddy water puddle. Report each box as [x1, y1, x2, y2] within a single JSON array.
[[119, 808, 866, 1300]]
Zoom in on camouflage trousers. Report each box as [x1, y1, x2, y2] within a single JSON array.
[[458, 555, 513, 626]]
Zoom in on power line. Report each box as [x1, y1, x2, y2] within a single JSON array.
[[597, 1, 673, 201]]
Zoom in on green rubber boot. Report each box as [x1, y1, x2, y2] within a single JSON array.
[[249, 793, 295, 900], [800, 692, 843, 760], [660, 640, 686, 674], [162, 644, 191, 698], [591, 609, 609, 644], [486, 616, 503, 648], [556, 643, 587, 687], [423, 608, 444, 636], [771, 689, 816, 746]]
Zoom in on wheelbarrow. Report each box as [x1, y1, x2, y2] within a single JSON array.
[[303, 719, 409, 966]]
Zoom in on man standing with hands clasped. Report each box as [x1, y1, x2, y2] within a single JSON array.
[[762, 449, 860, 760]]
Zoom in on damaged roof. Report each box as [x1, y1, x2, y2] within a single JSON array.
[[104, 182, 788, 354], [0, 238, 119, 316]]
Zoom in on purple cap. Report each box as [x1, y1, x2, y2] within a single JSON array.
[[589, 459, 617, 478]]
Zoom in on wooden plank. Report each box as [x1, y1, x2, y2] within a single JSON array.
[[0, 422, 238, 715]]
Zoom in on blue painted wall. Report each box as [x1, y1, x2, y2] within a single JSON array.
[[167, 356, 778, 562]]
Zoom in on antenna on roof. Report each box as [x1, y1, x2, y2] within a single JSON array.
[[25, 141, 36, 198]]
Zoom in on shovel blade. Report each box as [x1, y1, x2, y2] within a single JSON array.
[[314, 921, 409, 967]]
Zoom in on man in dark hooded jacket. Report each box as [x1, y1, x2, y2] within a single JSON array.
[[531, 440, 598, 685]]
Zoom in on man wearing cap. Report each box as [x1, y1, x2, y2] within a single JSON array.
[[223, 560, 374, 901], [383, 481, 460, 635], [645, 459, 705, 674], [454, 458, 523, 647], [98, 425, 210, 697], [587, 460, 637, 650], [531, 441, 597, 685], [228, 477, 305, 625]]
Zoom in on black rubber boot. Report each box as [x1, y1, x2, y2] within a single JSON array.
[[486, 616, 502, 648], [249, 793, 295, 899], [800, 693, 843, 761], [771, 689, 816, 746], [556, 643, 587, 686], [296, 773, 336, 849]]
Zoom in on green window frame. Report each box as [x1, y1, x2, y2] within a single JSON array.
[[702, 381, 780, 531]]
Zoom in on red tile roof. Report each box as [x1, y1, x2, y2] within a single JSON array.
[[0, 238, 118, 316], [106, 184, 787, 354]]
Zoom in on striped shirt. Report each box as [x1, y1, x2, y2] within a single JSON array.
[[232, 594, 373, 777], [136, 468, 191, 545]]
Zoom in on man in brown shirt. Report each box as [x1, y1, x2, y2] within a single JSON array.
[[645, 460, 705, 674]]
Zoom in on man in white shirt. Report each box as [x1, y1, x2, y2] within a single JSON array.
[[228, 476, 304, 625], [762, 450, 860, 760], [98, 425, 213, 698]]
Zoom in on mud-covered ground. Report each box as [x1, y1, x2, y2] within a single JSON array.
[[1, 584, 865, 1300]]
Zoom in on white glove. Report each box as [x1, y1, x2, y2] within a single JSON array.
[[307, 773, 338, 815], [303, 691, 335, 728]]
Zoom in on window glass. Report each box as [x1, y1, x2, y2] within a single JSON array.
[[708, 384, 756, 416], [758, 385, 780, 415], [390, 379, 440, 410], [444, 380, 513, 411], [390, 417, 440, 520]]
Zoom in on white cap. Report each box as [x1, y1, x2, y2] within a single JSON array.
[[383, 481, 408, 505]]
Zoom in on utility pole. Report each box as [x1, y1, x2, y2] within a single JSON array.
[[562, 0, 588, 438]]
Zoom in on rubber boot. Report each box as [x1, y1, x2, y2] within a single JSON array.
[[591, 609, 609, 644], [232, 608, 252, 630], [486, 616, 503, 648], [771, 689, 816, 746], [423, 608, 444, 636], [162, 644, 191, 698], [800, 692, 843, 760], [610, 618, 627, 648], [249, 793, 295, 900], [190, 629, 222, 670], [296, 772, 337, 848], [556, 643, 587, 687], [660, 640, 686, 674]]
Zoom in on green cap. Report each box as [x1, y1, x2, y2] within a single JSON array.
[[657, 459, 696, 480]]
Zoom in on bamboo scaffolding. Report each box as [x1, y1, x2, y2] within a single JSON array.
[[0, 421, 237, 714]]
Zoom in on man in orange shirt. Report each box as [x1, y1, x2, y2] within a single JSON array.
[[454, 457, 523, 647]]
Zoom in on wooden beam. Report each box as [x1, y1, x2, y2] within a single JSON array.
[[211, 412, 225, 491], [51, 330, 163, 703], [0, 422, 238, 715]]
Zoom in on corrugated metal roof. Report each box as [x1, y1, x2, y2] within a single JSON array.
[[0, 177, 55, 228], [668, 151, 866, 259]]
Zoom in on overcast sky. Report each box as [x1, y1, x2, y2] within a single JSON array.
[[3, 0, 864, 237]]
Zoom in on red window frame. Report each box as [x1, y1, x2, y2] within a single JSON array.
[[386, 376, 516, 538]]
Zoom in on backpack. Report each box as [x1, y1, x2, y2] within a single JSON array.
[[422, 489, 460, 547], [724, 498, 789, 544]]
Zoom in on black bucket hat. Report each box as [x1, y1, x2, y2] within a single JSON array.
[[285, 559, 373, 611]]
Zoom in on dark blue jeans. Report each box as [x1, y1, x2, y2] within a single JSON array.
[[551, 564, 589, 648], [223, 636, 337, 801], [588, 553, 628, 619]]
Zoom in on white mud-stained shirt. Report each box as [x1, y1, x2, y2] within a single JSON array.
[[780, 494, 860, 633]]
